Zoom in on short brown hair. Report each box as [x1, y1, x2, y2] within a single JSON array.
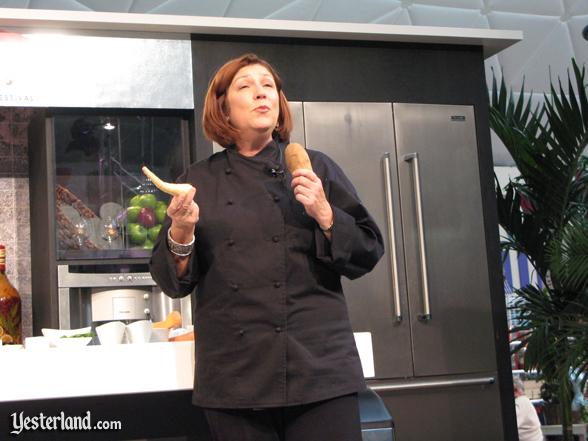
[[202, 53, 293, 148]]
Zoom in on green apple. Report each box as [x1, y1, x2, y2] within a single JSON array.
[[156, 201, 168, 210], [129, 194, 142, 207], [142, 239, 154, 250], [148, 225, 162, 242], [127, 223, 147, 245], [126, 206, 141, 223], [138, 194, 157, 209], [155, 206, 167, 224]]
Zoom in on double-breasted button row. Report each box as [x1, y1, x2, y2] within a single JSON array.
[[273, 195, 280, 202], [230, 283, 239, 291], [228, 239, 235, 246], [273, 281, 281, 288], [275, 327, 282, 333], [272, 235, 280, 243]]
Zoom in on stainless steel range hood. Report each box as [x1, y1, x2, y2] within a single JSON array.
[[0, 31, 193, 109]]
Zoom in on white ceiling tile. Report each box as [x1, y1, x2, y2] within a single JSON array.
[[265, 0, 321, 20], [486, 0, 564, 16], [148, 0, 231, 16], [29, 0, 92, 10], [490, 12, 575, 92], [226, 0, 296, 19], [567, 16, 588, 68], [372, 6, 411, 25], [408, 4, 489, 28], [564, 0, 588, 16], [314, 0, 401, 23], [412, 0, 483, 10], [77, 0, 134, 12]]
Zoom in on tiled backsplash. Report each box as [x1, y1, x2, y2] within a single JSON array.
[[0, 107, 41, 339]]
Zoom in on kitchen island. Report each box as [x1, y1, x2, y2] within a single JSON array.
[[0, 334, 376, 440], [0, 342, 208, 440]]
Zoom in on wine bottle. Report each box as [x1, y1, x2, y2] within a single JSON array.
[[0, 245, 22, 345]]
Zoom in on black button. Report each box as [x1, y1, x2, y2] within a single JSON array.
[[227, 199, 234, 205], [225, 168, 232, 174], [274, 281, 281, 288], [228, 239, 235, 246], [239, 329, 245, 336], [272, 235, 280, 243], [230, 283, 239, 291], [273, 195, 280, 202], [275, 327, 282, 333]]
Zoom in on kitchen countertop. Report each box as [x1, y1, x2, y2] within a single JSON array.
[[0, 332, 375, 403], [0, 341, 195, 402]]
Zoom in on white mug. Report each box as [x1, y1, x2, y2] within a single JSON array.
[[96, 321, 126, 345], [125, 320, 152, 344]]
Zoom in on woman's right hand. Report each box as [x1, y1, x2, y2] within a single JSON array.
[[167, 186, 199, 244]]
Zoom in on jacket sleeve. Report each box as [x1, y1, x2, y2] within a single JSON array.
[[312, 151, 385, 280], [149, 172, 199, 298]]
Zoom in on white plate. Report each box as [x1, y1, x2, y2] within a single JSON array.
[[54, 336, 92, 348], [41, 327, 92, 347]]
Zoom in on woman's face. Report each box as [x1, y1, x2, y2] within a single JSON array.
[[225, 64, 280, 141]]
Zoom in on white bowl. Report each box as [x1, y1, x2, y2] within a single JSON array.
[[126, 320, 152, 344], [41, 327, 92, 348], [96, 321, 126, 345], [54, 336, 92, 348]]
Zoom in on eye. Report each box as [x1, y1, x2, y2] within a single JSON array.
[[238, 85, 249, 90]]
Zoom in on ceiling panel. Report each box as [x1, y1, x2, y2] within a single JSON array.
[[225, 0, 296, 19], [313, 0, 402, 23], [486, 0, 564, 16], [372, 6, 410, 25], [408, 4, 490, 28], [265, 0, 321, 21]]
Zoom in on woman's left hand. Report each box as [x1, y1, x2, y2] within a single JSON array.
[[291, 169, 333, 230]]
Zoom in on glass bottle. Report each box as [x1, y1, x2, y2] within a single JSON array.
[[0, 245, 22, 345]]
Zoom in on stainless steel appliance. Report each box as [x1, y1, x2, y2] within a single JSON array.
[[56, 263, 192, 330], [29, 111, 192, 331], [286, 101, 503, 441]]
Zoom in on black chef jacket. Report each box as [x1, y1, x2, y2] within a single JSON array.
[[150, 140, 384, 409]]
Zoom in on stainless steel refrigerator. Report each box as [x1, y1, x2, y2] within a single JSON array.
[[290, 102, 504, 441]]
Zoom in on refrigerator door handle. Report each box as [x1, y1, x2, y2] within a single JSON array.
[[402, 152, 431, 321], [383, 153, 402, 322], [369, 376, 496, 392]]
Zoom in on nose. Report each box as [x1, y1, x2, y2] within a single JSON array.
[[254, 83, 266, 99]]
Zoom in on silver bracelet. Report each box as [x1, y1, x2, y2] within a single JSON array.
[[167, 228, 195, 257]]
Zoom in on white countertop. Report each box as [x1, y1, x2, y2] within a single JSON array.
[[0, 8, 521, 58], [0, 333, 375, 402], [0, 342, 195, 402]]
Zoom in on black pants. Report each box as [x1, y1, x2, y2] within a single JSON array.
[[202, 393, 362, 441]]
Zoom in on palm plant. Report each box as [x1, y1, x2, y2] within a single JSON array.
[[490, 59, 588, 441]]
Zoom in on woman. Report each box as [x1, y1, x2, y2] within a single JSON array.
[[150, 53, 384, 441], [513, 377, 543, 441]]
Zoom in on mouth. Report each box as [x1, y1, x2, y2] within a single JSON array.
[[254, 106, 270, 112]]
